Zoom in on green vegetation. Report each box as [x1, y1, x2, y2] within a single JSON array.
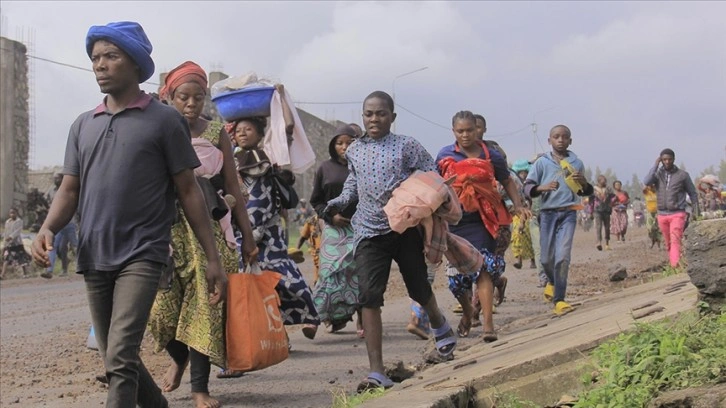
[[491, 392, 539, 408], [574, 312, 726, 408], [491, 312, 725, 408], [330, 387, 386, 408], [660, 264, 684, 277]]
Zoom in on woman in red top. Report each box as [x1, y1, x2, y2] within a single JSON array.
[[610, 180, 630, 242]]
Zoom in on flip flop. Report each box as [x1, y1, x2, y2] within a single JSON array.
[[483, 331, 498, 343], [217, 369, 244, 379], [356, 372, 394, 393], [457, 316, 471, 338], [356, 329, 365, 339], [432, 320, 457, 358]]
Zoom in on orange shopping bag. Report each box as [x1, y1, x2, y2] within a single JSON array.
[[226, 264, 289, 372]]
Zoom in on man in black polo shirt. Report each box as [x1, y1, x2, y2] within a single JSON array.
[[32, 21, 226, 408]]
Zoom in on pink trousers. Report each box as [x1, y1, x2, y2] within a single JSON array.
[[657, 212, 687, 267]]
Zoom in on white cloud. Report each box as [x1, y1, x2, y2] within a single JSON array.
[[280, 1, 487, 103], [544, 6, 726, 76]]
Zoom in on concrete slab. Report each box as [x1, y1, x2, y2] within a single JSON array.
[[361, 274, 698, 408]]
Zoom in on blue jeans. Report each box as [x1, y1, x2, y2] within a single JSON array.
[[47, 223, 78, 273], [539, 210, 577, 303]]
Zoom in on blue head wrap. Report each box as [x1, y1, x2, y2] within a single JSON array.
[[512, 159, 531, 173], [86, 21, 155, 83]]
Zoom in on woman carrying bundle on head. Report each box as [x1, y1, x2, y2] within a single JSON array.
[[227, 93, 321, 343]]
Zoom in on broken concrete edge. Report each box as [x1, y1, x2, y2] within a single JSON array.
[[475, 357, 597, 408], [422, 336, 618, 408], [360, 276, 698, 408]]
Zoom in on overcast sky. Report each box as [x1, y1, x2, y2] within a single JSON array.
[[2, 1, 725, 183]]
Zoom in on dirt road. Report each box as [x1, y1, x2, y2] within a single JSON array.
[[0, 225, 666, 407]]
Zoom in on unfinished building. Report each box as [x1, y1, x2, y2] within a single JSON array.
[[0, 36, 29, 222]]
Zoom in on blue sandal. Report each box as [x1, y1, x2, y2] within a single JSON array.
[[432, 320, 457, 358], [357, 372, 394, 393]]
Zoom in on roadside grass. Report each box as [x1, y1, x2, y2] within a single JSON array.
[[491, 311, 725, 408], [661, 263, 685, 277], [574, 311, 726, 407], [330, 387, 386, 408], [491, 392, 539, 408]]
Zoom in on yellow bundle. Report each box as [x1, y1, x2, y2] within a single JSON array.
[[560, 159, 583, 194]]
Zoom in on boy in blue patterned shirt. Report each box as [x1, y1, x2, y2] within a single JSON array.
[[325, 91, 456, 392]]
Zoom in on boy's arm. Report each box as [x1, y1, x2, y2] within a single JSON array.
[[524, 161, 553, 198]]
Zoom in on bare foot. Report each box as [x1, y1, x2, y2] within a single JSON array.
[[192, 392, 221, 408], [161, 358, 189, 392]]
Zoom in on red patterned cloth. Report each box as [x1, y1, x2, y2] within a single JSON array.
[[438, 155, 510, 239]]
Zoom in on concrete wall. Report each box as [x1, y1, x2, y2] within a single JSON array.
[[0, 36, 29, 222], [295, 109, 336, 202]]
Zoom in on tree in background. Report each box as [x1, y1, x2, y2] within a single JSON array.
[[584, 166, 593, 183], [625, 173, 642, 199]]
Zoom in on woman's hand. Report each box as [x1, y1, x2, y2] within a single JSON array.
[[332, 214, 351, 228]]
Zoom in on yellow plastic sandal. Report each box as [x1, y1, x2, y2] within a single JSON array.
[[543, 283, 554, 302], [554, 301, 575, 316]]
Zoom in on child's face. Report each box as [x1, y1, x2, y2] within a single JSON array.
[[613, 181, 622, 190], [517, 170, 528, 181], [453, 118, 477, 149], [362, 97, 395, 139], [334, 135, 354, 160], [548, 126, 572, 153], [233, 120, 262, 149]]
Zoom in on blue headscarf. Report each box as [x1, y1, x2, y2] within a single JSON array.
[[86, 21, 155, 83]]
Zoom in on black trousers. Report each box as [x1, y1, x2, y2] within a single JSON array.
[[165, 339, 211, 394]]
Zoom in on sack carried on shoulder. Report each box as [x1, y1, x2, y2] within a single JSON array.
[[226, 264, 289, 372]]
